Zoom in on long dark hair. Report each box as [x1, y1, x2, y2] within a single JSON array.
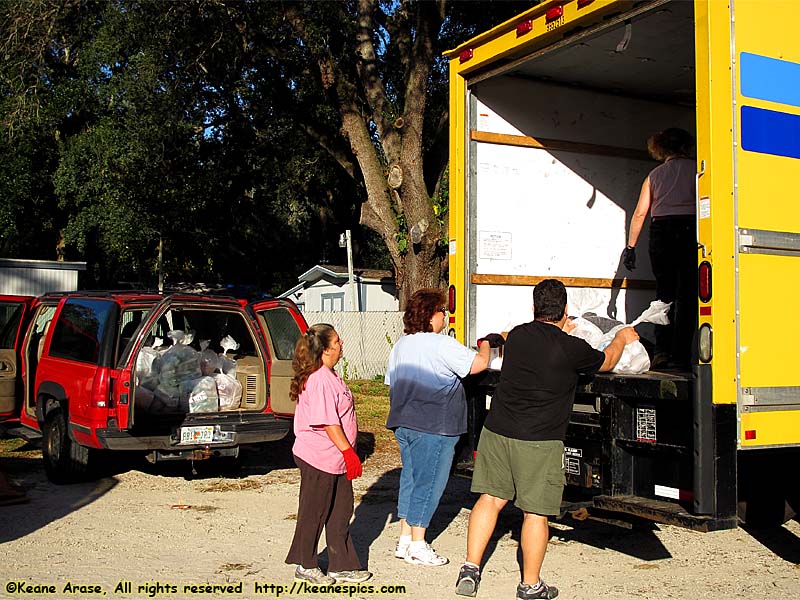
[[290, 323, 336, 402], [403, 288, 446, 334]]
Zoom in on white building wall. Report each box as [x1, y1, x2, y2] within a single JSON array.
[[0, 260, 85, 295], [302, 279, 397, 312]]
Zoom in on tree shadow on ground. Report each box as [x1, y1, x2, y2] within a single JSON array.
[[0, 443, 117, 544]]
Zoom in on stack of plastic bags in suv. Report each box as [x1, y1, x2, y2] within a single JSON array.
[[135, 331, 243, 414]]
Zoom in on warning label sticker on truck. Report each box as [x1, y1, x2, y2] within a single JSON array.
[[636, 407, 657, 442], [478, 231, 512, 260]]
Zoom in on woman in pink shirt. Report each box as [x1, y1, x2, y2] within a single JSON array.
[[285, 324, 371, 585]]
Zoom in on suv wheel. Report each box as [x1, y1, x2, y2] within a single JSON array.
[[42, 408, 91, 484]]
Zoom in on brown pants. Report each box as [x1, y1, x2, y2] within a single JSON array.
[[285, 455, 361, 571]]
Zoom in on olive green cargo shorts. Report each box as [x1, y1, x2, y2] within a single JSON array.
[[470, 427, 565, 516]]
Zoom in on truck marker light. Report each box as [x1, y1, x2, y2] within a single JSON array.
[[745, 430, 757, 440], [516, 20, 533, 37], [577, 0, 595, 7], [459, 49, 474, 63], [545, 5, 564, 22]]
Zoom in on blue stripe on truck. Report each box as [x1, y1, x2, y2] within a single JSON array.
[[741, 106, 800, 160], [740, 52, 800, 107]]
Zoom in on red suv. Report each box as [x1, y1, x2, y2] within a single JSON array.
[[0, 292, 306, 483]]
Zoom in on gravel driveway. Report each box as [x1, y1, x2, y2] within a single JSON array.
[[1, 439, 799, 600]]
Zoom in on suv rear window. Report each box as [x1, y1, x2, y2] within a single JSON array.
[[258, 307, 302, 360], [49, 299, 115, 364]]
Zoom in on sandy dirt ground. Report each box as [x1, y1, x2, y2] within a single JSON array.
[[1, 438, 799, 600]]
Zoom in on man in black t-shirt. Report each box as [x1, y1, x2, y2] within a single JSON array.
[[455, 279, 638, 600]]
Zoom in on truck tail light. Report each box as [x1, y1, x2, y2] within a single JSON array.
[[698, 261, 712, 302], [92, 367, 111, 408], [448, 285, 456, 314], [698, 324, 712, 363]]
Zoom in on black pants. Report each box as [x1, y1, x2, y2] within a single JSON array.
[[649, 216, 697, 364], [285, 455, 361, 571]]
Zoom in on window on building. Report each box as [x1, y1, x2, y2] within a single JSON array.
[[321, 293, 345, 312]]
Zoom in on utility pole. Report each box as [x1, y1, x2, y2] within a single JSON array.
[[157, 237, 164, 293], [339, 230, 357, 311]]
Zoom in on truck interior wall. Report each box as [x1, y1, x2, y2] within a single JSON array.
[[469, 77, 693, 340]]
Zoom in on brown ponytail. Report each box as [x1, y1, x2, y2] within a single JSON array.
[[289, 323, 337, 402]]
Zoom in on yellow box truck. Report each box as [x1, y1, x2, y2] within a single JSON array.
[[445, 0, 800, 530]]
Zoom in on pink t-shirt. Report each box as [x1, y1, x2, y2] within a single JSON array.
[[292, 366, 358, 474]]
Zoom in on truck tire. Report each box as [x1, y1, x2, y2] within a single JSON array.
[[737, 450, 797, 528], [42, 409, 92, 484]]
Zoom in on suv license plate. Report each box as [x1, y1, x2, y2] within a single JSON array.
[[179, 426, 215, 444]]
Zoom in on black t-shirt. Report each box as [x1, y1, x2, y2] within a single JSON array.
[[484, 320, 605, 442]]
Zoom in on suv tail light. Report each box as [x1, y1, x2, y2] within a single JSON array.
[[91, 367, 111, 408]]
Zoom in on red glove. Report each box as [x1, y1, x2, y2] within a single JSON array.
[[341, 447, 362, 480]]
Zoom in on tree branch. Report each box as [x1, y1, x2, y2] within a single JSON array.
[[354, 0, 396, 155]]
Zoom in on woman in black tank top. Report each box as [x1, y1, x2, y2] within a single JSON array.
[[623, 128, 697, 369]]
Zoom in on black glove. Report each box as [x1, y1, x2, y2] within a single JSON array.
[[622, 246, 636, 271], [477, 333, 505, 348]]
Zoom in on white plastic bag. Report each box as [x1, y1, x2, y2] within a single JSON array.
[[568, 317, 605, 348], [188, 376, 220, 413], [595, 301, 672, 374], [214, 373, 242, 410], [220, 335, 240, 357]]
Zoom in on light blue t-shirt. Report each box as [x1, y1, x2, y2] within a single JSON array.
[[384, 332, 477, 436]]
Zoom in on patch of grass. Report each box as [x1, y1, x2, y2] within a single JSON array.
[[0, 438, 40, 459]]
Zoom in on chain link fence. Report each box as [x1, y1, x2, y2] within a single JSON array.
[[303, 312, 405, 380]]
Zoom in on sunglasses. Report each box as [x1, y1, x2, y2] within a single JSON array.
[[438, 307, 447, 315]]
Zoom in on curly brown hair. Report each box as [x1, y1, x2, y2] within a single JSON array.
[[647, 127, 694, 161], [289, 323, 337, 403], [403, 288, 446, 334]]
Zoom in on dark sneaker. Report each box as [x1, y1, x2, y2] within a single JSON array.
[[328, 570, 372, 583], [455, 563, 481, 597], [294, 566, 335, 585], [517, 580, 559, 599]]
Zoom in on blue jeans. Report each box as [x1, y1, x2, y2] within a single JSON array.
[[394, 427, 459, 529]]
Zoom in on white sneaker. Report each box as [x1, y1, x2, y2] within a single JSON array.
[[404, 542, 449, 566], [394, 541, 410, 559]]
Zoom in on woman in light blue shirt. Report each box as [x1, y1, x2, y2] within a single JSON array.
[[385, 288, 499, 566]]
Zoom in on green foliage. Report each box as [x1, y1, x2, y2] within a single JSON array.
[[0, 0, 533, 291]]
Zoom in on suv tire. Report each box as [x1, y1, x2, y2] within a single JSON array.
[[43, 408, 91, 484]]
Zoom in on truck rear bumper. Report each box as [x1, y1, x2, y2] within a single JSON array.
[[93, 413, 292, 451], [592, 494, 738, 532]]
